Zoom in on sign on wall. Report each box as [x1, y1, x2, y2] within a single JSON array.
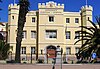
[[92, 53, 97, 59]]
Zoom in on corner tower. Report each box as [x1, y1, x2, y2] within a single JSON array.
[[81, 5, 93, 26], [8, 4, 19, 54], [8, 4, 19, 25]]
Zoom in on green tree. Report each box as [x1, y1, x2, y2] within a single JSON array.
[[15, 0, 29, 63], [0, 0, 10, 60], [74, 16, 100, 62], [0, 33, 3, 40], [0, 40, 10, 60]]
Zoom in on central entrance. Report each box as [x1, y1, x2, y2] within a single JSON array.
[[46, 45, 56, 63]]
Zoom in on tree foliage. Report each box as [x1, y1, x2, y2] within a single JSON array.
[[0, 0, 10, 60], [0, 33, 3, 40], [0, 40, 10, 60], [74, 16, 100, 62]]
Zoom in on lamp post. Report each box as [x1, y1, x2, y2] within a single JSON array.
[[31, 51, 32, 63], [52, 47, 63, 69], [52, 58, 56, 69], [61, 48, 63, 69]]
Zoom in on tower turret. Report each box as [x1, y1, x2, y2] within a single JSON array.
[[81, 5, 93, 26], [8, 4, 19, 53], [8, 4, 19, 25]]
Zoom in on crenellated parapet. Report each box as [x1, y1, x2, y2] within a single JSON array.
[[80, 5, 93, 26], [38, 1, 64, 9], [81, 5, 93, 12], [8, 3, 19, 15], [8, 3, 19, 10]]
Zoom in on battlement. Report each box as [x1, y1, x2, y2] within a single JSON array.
[[38, 1, 64, 9], [27, 11, 36, 16], [8, 3, 19, 10], [81, 5, 93, 12]]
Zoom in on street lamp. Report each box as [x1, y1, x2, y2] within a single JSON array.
[[31, 51, 32, 63], [61, 48, 63, 69], [52, 58, 56, 69], [52, 47, 63, 69]]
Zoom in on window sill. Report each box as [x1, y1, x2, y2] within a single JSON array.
[[49, 22, 54, 23], [46, 38, 57, 40], [66, 39, 71, 40], [32, 22, 35, 23], [31, 38, 36, 40], [66, 23, 70, 24], [75, 23, 79, 24]]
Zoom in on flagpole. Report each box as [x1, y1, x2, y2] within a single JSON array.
[[86, 0, 87, 6], [14, 0, 15, 4]]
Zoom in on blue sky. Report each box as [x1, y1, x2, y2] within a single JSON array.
[[0, 0, 100, 22]]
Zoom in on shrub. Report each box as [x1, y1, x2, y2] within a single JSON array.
[[63, 61, 68, 64], [37, 59, 44, 63], [6, 60, 16, 63], [76, 61, 88, 64]]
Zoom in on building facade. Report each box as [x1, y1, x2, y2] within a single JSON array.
[[8, 1, 93, 63]]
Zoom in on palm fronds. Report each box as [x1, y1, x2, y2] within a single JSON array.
[[79, 26, 95, 33], [75, 16, 100, 62], [95, 16, 100, 28]]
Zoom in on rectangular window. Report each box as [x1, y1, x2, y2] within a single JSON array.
[[21, 47, 26, 54], [66, 47, 71, 55], [75, 47, 80, 53], [10, 46, 13, 51], [88, 17, 90, 20], [22, 31, 26, 39], [75, 32, 80, 39], [12, 16, 14, 19], [66, 31, 70, 39], [66, 18, 70, 23], [49, 16, 54, 22], [32, 17, 35, 22], [75, 18, 79, 23], [31, 31, 36, 38], [41, 49, 43, 54], [31, 47, 35, 54], [46, 30, 57, 39]]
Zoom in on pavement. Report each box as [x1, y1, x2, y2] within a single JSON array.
[[0, 64, 100, 69]]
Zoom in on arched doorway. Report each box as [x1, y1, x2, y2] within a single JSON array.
[[46, 45, 56, 63]]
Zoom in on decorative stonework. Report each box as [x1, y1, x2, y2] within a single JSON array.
[[38, 1, 64, 9]]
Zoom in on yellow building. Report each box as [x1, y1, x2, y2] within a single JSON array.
[[8, 1, 93, 63]]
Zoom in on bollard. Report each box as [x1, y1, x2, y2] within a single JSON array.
[[71, 60, 73, 64]]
